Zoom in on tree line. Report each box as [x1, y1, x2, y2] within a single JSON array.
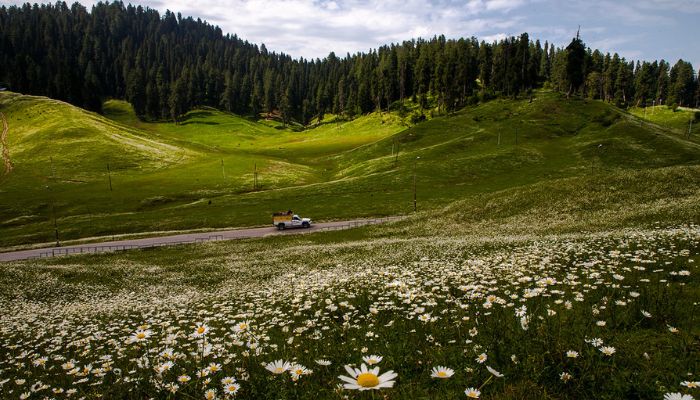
[[1, 2, 698, 125]]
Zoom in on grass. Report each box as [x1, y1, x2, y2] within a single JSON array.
[[629, 105, 699, 144], [2, 91, 699, 249], [0, 90, 699, 398], [0, 94, 408, 247], [0, 165, 697, 398]]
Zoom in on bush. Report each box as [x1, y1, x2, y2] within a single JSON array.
[[694, 111, 700, 122], [409, 112, 425, 124], [671, 103, 679, 112]]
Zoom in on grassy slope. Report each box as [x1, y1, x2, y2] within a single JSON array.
[[1, 91, 699, 248], [0, 94, 406, 247], [629, 105, 699, 144]]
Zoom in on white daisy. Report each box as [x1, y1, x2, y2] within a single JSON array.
[[265, 360, 291, 375], [338, 363, 397, 390], [430, 366, 454, 379], [464, 387, 481, 398], [362, 355, 383, 365]]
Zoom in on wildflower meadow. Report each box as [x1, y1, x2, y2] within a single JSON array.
[[0, 224, 698, 399]]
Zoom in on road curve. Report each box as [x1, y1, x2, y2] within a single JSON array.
[[0, 217, 398, 262]]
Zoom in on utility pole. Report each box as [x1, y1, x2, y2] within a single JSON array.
[[107, 162, 113, 191], [46, 185, 60, 247], [413, 156, 420, 212], [253, 163, 258, 190], [690, 119, 694, 139]]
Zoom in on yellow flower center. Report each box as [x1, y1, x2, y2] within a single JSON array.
[[437, 371, 447, 377], [197, 327, 206, 334], [274, 367, 284, 373], [136, 333, 145, 339], [356, 372, 379, 388]]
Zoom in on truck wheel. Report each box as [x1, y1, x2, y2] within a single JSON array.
[[278, 223, 285, 230], [302, 222, 310, 228]]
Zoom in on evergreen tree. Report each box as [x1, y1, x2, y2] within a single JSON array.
[[564, 33, 586, 96], [169, 72, 188, 123], [668, 60, 696, 107]]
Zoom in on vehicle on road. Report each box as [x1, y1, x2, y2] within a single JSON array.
[[273, 211, 312, 230]]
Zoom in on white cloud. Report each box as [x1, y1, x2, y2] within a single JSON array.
[[1, 0, 696, 65], [113, 0, 529, 58]]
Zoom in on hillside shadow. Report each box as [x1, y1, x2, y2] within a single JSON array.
[[181, 110, 220, 125]]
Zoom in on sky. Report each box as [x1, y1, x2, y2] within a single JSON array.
[[3, 0, 699, 68]]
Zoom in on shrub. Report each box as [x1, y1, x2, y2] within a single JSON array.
[[409, 112, 425, 124]]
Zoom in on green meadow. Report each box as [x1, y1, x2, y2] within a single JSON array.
[[1, 90, 699, 249], [629, 105, 699, 143]]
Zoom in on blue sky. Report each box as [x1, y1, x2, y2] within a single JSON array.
[[3, 0, 699, 69]]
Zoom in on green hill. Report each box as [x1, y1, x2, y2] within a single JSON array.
[[1, 90, 699, 248]]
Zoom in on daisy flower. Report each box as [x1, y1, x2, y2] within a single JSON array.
[[464, 387, 481, 398], [33, 357, 48, 367], [430, 366, 454, 379], [204, 388, 217, 400], [233, 321, 249, 333], [289, 364, 312, 381], [220, 376, 236, 385], [315, 359, 332, 366], [223, 383, 240, 395], [600, 346, 616, 356], [681, 381, 699, 389], [265, 360, 291, 375], [663, 393, 694, 400], [566, 350, 579, 358], [338, 363, 397, 390], [131, 329, 152, 343], [193, 324, 210, 338], [475, 353, 487, 364], [362, 355, 383, 365], [486, 365, 504, 377], [560, 372, 573, 382]]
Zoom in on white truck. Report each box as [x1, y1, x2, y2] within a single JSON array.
[[272, 211, 312, 230]]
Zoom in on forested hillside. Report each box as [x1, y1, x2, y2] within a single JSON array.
[[1, 1, 698, 124]]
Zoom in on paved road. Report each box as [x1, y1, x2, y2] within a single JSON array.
[[0, 218, 397, 262]]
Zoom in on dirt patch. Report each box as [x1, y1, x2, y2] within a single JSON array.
[[0, 112, 11, 174]]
